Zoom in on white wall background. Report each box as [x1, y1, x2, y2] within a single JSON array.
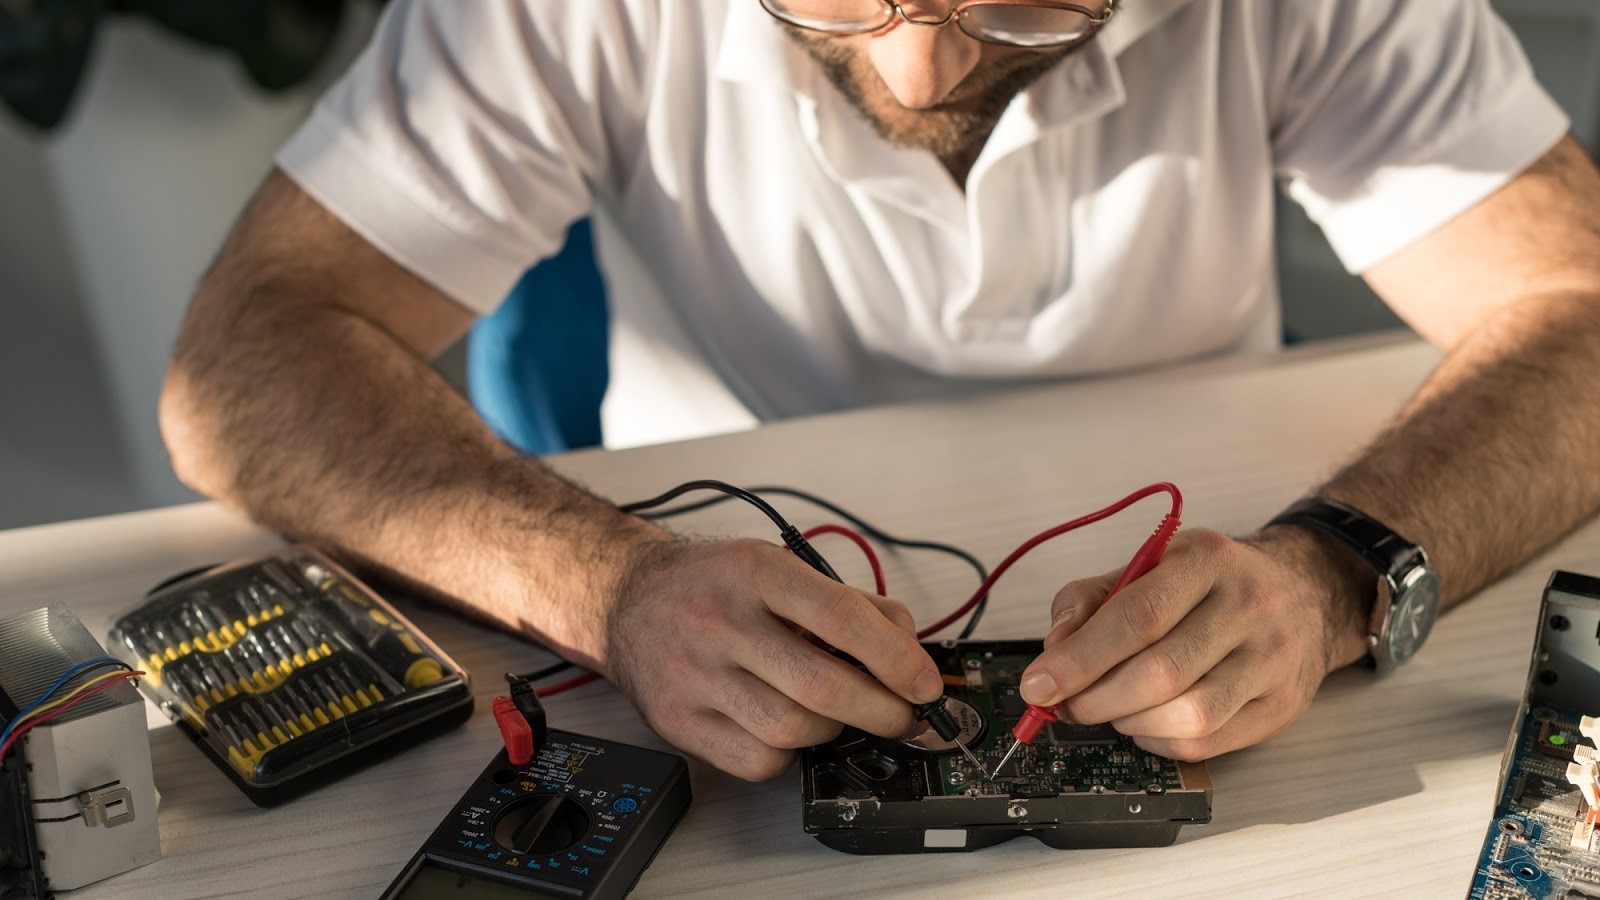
[[2, 1, 1598, 531], [0, 5, 378, 529]]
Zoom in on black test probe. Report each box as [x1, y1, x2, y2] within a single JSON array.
[[915, 698, 987, 774]]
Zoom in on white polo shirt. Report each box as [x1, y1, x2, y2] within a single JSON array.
[[278, 0, 1567, 448]]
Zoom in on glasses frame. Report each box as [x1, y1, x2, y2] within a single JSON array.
[[760, 0, 1117, 49]]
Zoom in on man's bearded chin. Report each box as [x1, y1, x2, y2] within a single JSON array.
[[786, 28, 1070, 158]]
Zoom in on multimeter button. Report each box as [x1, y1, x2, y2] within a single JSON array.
[[492, 794, 590, 856]]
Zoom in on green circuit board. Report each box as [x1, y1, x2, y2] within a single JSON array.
[[1467, 571, 1600, 898], [931, 650, 1186, 797]]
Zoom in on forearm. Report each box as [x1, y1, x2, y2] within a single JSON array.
[[1312, 292, 1600, 614], [160, 289, 668, 671]]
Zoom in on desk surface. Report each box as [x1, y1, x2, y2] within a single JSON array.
[[1, 335, 1585, 899]]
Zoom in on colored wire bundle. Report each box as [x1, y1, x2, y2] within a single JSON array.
[[0, 657, 143, 764]]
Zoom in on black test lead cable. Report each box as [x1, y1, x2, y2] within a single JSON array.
[[618, 479, 842, 582], [508, 659, 575, 683], [632, 484, 992, 638]]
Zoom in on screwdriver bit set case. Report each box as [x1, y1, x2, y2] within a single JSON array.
[[106, 546, 473, 805]]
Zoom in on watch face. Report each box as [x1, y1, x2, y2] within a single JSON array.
[[1385, 568, 1441, 666]]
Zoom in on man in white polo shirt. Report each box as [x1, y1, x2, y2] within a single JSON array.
[[160, 0, 1600, 780]]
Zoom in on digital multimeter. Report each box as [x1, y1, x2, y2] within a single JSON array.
[[382, 731, 691, 899]]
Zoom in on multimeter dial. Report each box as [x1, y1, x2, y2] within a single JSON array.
[[492, 794, 591, 856]]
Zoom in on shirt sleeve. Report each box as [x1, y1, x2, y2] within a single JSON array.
[[1267, 0, 1570, 274], [275, 0, 657, 312]]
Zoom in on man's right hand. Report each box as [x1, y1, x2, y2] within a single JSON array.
[[604, 537, 945, 781], [160, 172, 941, 782]]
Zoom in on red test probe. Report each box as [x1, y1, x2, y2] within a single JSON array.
[[990, 496, 1183, 777]]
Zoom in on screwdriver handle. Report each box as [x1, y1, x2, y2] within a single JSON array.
[[321, 581, 443, 689]]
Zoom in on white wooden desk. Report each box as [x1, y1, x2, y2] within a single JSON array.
[[2, 335, 1589, 899]]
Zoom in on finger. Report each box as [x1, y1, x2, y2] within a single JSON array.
[[1060, 594, 1246, 724], [1043, 570, 1119, 649], [1129, 693, 1295, 763], [1020, 531, 1226, 706], [867, 594, 917, 637], [764, 569, 943, 704], [733, 621, 919, 739], [1102, 650, 1261, 741], [671, 707, 797, 781], [709, 667, 846, 750]]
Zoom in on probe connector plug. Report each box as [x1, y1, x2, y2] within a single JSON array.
[[493, 674, 550, 766]]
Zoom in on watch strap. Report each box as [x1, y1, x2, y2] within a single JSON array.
[[1267, 497, 1423, 579]]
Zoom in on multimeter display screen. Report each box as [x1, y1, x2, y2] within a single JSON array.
[[392, 858, 573, 899]]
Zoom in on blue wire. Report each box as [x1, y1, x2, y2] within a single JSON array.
[[0, 656, 128, 750]]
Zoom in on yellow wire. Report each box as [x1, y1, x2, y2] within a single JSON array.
[[21, 669, 136, 722]]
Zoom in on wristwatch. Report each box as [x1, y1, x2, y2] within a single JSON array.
[[1268, 497, 1441, 675]]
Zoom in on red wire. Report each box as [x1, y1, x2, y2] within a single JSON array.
[[917, 483, 1183, 639], [0, 671, 143, 763], [528, 485, 1178, 700], [802, 524, 887, 596], [535, 671, 602, 698]]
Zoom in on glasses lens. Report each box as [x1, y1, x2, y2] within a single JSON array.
[[960, 5, 1095, 47], [759, 0, 894, 33]]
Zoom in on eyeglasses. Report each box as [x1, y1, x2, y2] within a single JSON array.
[[759, 0, 1116, 49]]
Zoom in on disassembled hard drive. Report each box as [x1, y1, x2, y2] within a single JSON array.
[[802, 639, 1212, 854]]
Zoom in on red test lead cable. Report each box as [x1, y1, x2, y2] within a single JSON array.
[[990, 484, 1183, 777]]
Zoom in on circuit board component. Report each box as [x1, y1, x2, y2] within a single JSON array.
[[1470, 571, 1600, 899]]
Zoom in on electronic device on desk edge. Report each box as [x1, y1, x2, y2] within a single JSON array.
[[105, 545, 474, 806], [1468, 570, 1600, 899], [382, 729, 691, 898], [802, 638, 1213, 854], [0, 605, 161, 898]]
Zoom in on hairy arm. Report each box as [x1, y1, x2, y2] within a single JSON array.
[[162, 171, 943, 778], [161, 170, 653, 666], [1321, 135, 1600, 613], [1019, 136, 1600, 760]]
